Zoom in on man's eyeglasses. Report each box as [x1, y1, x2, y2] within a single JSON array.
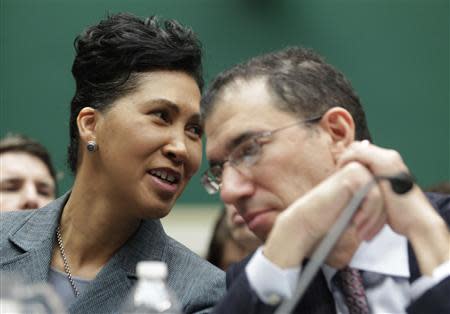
[[201, 116, 322, 194]]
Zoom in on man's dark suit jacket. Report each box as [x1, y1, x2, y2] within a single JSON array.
[[213, 193, 450, 314]]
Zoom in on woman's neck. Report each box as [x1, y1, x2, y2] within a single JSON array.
[[52, 175, 141, 278]]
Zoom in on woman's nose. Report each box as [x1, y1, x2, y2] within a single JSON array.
[[162, 135, 188, 165]]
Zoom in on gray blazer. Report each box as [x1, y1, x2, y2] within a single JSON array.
[[0, 193, 225, 313]]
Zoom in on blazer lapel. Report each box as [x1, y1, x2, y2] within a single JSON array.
[[2, 241, 53, 283], [68, 219, 168, 313], [2, 194, 170, 313], [68, 256, 133, 314], [2, 193, 68, 283], [294, 270, 336, 314]]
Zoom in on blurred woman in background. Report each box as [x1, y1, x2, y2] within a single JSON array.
[[207, 204, 261, 270]]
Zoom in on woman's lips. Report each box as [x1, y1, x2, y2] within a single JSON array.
[[148, 173, 179, 194]]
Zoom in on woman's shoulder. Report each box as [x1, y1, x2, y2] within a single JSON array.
[[163, 236, 226, 312], [0, 210, 39, 258], [166, 236, 223, 272], [0, 196, 64, 249], [1, 209, 36, 236]]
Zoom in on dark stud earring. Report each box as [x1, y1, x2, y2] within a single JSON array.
[[86, 141, 98, 152]]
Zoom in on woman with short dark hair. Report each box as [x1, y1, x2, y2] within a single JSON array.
[[1, 13, 224, 313]]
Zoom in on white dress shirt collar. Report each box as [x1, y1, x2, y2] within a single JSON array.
[[322, 225, 410, 284]]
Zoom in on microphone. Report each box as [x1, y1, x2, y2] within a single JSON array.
[[376, 172, 414, 195], [274, 172, 415, 314]]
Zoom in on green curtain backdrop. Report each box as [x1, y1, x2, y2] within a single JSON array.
[[1, 0, 448, 205]]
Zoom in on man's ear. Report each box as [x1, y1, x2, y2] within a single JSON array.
[[77, 107, 100, 144], [320, 107, 355, 160]]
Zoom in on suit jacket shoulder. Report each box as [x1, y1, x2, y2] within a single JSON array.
[[1, 209, 37, 256], [214, 257, 277, 314], [1, 195, 65, 282], [407, 275, 450, 314], [160, 233, 225, 314]]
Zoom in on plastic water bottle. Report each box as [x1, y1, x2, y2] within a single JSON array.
[[0, 272, 67, 314], [123, 261, 182, 314]]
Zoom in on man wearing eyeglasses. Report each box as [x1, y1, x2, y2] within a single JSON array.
[[201, 47, 450, 314]]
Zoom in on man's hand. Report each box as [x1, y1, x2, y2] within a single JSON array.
[[338, 141, 450, 275], [263, 161, 385, 269]]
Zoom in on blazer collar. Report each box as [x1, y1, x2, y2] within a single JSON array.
[[5, 191, 170, 312], [8, 192, 69, 252], [7, 190, 168, 275], [3, 192, 70, 283], [114, 218, 168, 275], [69, 217, 169, 312]]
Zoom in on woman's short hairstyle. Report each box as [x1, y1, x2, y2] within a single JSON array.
[[68, 13, 203, 173]]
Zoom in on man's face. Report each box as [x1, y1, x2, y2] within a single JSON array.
[[205, 78, 337, 241], [0, 152, 55, 211]]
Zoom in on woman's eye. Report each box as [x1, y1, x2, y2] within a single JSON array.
[[186, 124, 203, 138], [152, 110, 170, 122]]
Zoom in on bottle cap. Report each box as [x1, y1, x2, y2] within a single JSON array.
[[136, 261, 168, 279]]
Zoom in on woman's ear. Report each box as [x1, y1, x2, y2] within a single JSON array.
[[320, 107, 355, 160], [77, 107, 99, 144]]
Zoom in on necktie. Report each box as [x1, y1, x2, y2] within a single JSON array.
[[334, 266, 370, 314]]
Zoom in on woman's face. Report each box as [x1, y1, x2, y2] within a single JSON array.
[[90, 71, 202, 219]]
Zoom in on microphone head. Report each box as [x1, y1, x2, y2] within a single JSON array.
[[387, 172, 414, 194]]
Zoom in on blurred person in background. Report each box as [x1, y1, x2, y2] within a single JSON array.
[[1, 13, 224, 313], [426, 181, 450, 194], [0, 133, 57, 211], [207, 203, 261, 270]]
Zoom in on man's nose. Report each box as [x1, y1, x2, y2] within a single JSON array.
[[220, 165, 254, 205], [20, 183, 40, 209]]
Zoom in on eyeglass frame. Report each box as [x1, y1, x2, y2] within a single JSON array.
[[201, 115, 323, 194]]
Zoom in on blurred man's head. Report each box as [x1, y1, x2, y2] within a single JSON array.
[[0, 134, 57, 211]]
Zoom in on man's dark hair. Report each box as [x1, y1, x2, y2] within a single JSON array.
[[68, 13, 203, 173], [201, 47, 371, 141], [0, 133, 57, 188]]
